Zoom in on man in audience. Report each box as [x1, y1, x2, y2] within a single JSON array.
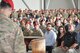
[[0, 0, 26, 53], [63, 24, 78, 53], [45, 23, 57, 53]]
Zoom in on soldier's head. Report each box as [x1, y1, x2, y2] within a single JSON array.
[[33, 21, 40, 29], [40, 19, 45, 25], [0, 0, 14, 17], [25, 20, 30, 29], [20, 18, 27, 27]]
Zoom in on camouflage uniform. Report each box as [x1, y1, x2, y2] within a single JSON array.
[[12, 11, 18, 19], [23, 29, 33, 36], [0, 14, 26, 53], [40, 25, 46, 33], [31, 28, 44, 37], [20, 25, 26, 32]]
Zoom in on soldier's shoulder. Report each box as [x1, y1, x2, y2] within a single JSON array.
[[0, 17, 18, 31]]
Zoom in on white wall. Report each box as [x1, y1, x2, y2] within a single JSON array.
[[12, 0, 27, 10], [45, 0, 74, 9], [0, 0, 41, 10], [13, 0, 41, 10], [74, 0, 78, 9], [25, 0, 40, 10], [0, 0, 80, 10], [78, 0, 80, 9]]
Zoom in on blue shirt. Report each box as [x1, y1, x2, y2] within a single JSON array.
[[44, 30, 57, 46]]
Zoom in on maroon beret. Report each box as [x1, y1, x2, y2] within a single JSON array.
[[3, 0, 14, 10]]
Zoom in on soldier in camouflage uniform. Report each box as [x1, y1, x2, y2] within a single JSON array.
[[0, 0, 26, 53], [20, 18, 27, 32], [31, 21, 44, 37], [11, 9, 18, 19], [23, 20, 33, 36], [40, 19, 46, 34]]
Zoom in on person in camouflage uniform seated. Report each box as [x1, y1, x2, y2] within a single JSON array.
[[40, 19, 46, 34], [0, 0, 26, 53], [23, 20, 33, 36], [31, 21, 44, 37], [20, 18, 27, 32]]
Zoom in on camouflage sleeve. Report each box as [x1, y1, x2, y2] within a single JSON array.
[[39, 29, 44, 37], [0, 18, 26, 53], [0, 23, 15, 53], [14, 26, 26, 53], [0, 32, 14, 53]]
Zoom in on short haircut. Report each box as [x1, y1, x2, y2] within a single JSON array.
[[68, 24, 75, 29], [0, 0, 11, 9], [47, 23, 52, 26]]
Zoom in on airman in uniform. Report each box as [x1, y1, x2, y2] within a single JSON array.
[[31, 21, 44, 37], [0, 0, 26, 53], [23, 20, 33, 36]]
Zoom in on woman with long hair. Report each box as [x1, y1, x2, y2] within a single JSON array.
[[57, 26, 66, 47]]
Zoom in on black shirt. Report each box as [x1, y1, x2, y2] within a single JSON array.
[[57, 35, 64, 47], [63, 31, 77, 48]]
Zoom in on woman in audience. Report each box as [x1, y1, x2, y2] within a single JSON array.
[[54, 20, 62, 34], [63, 18, 68, 26], [57, 26, 66, 47]]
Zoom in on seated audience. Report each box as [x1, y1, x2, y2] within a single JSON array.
[[53, 24, 79, 53]]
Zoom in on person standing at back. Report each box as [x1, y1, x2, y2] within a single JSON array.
[[0, 0, 26, 53]]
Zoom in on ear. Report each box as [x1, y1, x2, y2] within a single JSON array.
[[8, 7, 12, 11]]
